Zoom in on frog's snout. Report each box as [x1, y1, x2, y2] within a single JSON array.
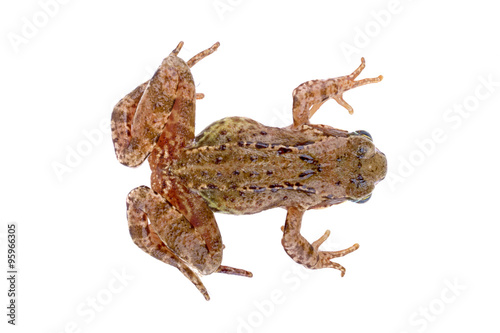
[[372, 147, 387, 185]]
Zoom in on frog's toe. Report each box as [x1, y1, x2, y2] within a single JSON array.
[[314, 243, 360, 275], [316, 252, 347, 276], [175, 263, 211, 300], [311, 229, 331, 250], [325, 243, 360, 258], [216, 265, 253, 278]]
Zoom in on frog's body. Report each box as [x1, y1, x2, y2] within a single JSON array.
[[111, 42, 386, 300], [170, 117, 384, 215]]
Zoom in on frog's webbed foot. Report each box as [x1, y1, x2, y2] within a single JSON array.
[[281, 207, 359, 276], [292, 57, 383, 127]]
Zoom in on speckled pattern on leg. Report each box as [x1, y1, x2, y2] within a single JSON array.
[[281, 206, 359, 276], [126, 185, 211, 300], [292, 58, 383, 128]]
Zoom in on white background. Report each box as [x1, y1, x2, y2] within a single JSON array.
[[1, 0, 499, 332]]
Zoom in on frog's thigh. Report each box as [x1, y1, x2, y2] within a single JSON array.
[[126, 185, 214, 299]]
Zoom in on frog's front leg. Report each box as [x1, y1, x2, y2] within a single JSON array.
[[292, 57, 383, 128], [281, 207, 359, 276]]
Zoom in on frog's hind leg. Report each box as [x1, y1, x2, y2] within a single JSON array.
[[111, 50, 184, 166], [112, 42, 220, 166], [126, 185, 211, 300], [112, 42, 209, 167], [158, 42, 221, 160]]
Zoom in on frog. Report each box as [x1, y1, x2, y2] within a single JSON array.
[[111, 41, 387, 300]]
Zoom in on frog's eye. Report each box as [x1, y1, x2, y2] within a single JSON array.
[[351, 130, 373, 141], [350, 193, 372, 204]]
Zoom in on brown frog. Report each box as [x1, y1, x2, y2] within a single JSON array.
[[111, 42, 386, 300]]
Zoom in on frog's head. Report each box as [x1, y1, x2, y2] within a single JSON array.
[[345, 130, 387, 204]]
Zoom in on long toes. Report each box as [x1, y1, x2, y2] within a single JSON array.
[[171, 41, 184, 56], [333, 95, 354, 114], [349, 57, 366, 79], [317, 253, 347, 276], [312, 230, 331, 250], [187, 42, 220, 68], [352, 75, 384, 88], [176, 264, 210, 300], [202, 289, 210, 301], [323, 243, 360, 259], [217, 265, 253, 278]]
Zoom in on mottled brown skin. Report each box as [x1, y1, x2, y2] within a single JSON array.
[[111, 42, 387, 300]]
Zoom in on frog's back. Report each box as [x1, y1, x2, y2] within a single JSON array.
[[171, 117, 351, 215], [194, 117, 340, 147]]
